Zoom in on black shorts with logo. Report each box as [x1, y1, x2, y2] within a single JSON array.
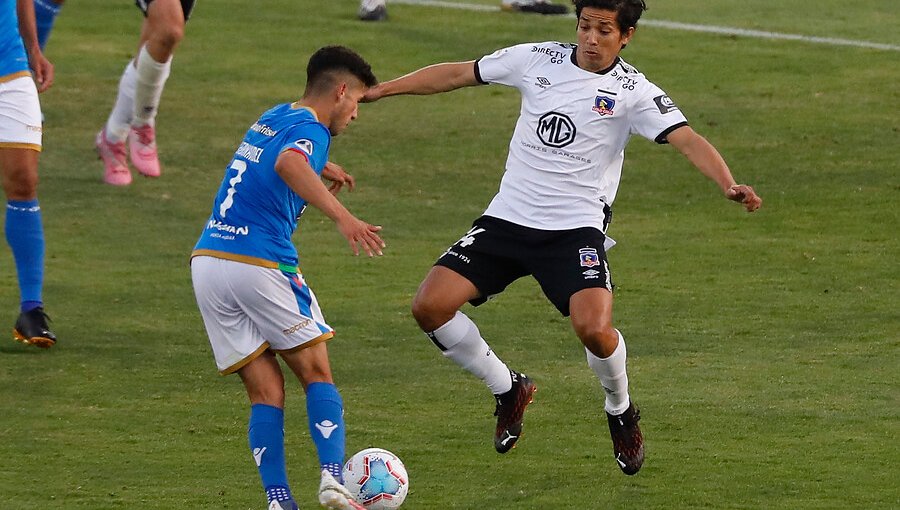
[[435, 215, 613, 317], [135, 0, 197, 20]]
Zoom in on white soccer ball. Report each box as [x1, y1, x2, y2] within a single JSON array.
[[342, 448, 409, 509]]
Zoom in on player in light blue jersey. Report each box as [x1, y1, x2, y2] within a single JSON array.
[[2, 0, 56, 347], [191, 46, 382, 510]]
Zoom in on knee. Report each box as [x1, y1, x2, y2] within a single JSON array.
[[246, 379, 285, 408], [411, 293, 455, 332], [3, 170, 38, 201], [574, 321, 619, 357], [153, 24, 184, 53]]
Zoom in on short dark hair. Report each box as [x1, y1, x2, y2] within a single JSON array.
[[306, 46, 378, 93], [573, 0, 647, 32]]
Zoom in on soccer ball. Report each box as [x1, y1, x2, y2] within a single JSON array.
[[343, 448, 409, 509]]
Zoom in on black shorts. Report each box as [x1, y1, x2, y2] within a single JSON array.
[[435, 215, 613, 317], [135, 0, 197, 20]]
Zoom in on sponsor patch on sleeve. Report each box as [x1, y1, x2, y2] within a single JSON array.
[[291, 139, 314, 157], [653, 94, 679, 114]]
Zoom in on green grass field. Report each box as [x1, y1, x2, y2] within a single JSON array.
[[1, 0, 898, 508]]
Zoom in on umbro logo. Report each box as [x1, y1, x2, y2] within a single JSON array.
[[315, 420, 339, 439], [535, 76, 551, 89], [252, 447, 267, 467]]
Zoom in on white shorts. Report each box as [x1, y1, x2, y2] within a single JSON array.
[[0, 75, 42, 150], [190, 256, 334, 374]]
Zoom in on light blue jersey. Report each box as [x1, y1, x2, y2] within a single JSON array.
[[193, 104, 331, 271], [1, 0, 30, 81]]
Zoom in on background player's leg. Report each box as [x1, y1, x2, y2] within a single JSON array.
[[33, 0, 64, 50], [96, 60, 135, 185], [238, 352, 299, 510], [358, 0, 387, 21], [127, 0, 183, 177], [1, 148, 55, 347], [569, 288, 643, 475]]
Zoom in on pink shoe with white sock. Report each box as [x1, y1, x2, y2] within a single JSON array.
[[95, 128, 132, 186], [129, 124, 162, 178]]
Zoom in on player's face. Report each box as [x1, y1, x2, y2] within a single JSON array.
[[330, 79, 366, 136], [576, 8, 635, 72]]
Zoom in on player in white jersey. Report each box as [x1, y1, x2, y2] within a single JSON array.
[[94, 0, 198, 186], [191, 46, 381, 510], [2, 0, 57, 347], [364, 0, 761, 476]]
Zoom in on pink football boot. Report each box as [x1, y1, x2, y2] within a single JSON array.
[[95, 129, 132, 186], [129, 124, 162, 178]]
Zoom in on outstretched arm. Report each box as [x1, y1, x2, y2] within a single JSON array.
[[364, 61, 480, 102], [16, 0, 53, 92], [667, 126, 762, 212], [274, 150, 384, 256]]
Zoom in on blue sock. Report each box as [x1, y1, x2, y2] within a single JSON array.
[[307, 382, 346, 482], [33, 0, 62, 50], [6, 200, 44, 312], [248, 404, 293, 503]]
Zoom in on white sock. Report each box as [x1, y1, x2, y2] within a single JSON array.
[[105, 60, 137, 143], [132, 45, 171, 127], [428, 311, 513, 395], [586, 329, 630, 415]]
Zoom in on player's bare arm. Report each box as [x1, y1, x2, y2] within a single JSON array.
[[275, 150, 384, 256], [322, 161, 356, 195], [667, 125, 761, 212], [16, 0, 53, 91], [364, 61, 479, 102]]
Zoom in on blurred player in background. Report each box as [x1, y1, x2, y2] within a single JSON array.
[[364, 0, 761, 475], [358, 0, 567, 22], [2, 0, 57, 347], [191, 46, 382, 510], [95, 0, 196, 186], [33, 0, 64, 50]]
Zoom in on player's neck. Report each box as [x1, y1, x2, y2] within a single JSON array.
[[293, 99, 329, 125]]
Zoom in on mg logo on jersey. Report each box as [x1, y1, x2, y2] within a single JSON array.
[[579, 247, 600, 268], [592, 96, 616, 116], [537, 112, 576, 148]]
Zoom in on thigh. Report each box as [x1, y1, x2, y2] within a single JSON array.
[[528, 226, 614, 316], [232, 265, 335, 354], [434, 216, 529, 307]]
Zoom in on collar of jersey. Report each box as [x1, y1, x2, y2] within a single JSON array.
[[569, 49, 620, 76], [290, 102, 319, 121]]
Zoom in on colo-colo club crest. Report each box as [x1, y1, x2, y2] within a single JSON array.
[[592, 95, 615, 116]]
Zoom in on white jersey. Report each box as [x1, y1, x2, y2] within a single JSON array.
[[476, 42, 688, 231]]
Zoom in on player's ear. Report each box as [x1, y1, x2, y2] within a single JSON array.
[[337, 82, 348, 100], [620, 26, 636, 47]]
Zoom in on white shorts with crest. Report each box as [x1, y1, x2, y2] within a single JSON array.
[[190, 256, 333, 374]]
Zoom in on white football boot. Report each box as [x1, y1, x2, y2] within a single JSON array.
[[318, 469, 366, 510]]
